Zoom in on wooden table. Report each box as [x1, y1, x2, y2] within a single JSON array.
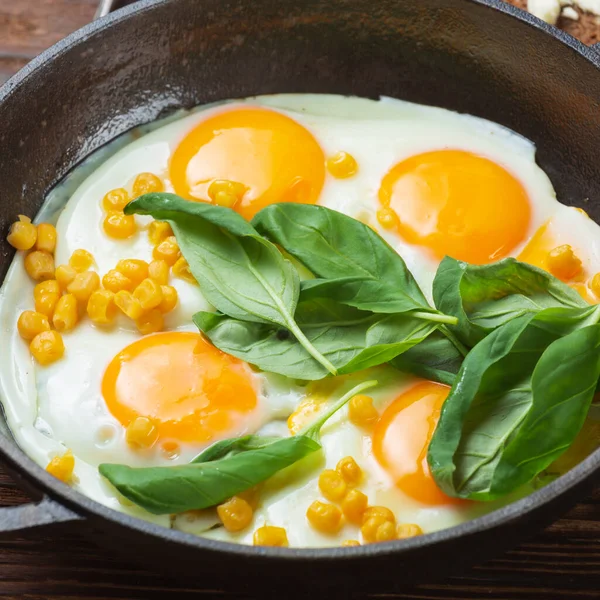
[[1, 1, 599, 598]]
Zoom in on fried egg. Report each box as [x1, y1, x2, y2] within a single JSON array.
[[0, 94, 598, 545]]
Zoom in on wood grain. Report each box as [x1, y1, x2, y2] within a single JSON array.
[[0, 0, 599, 598]]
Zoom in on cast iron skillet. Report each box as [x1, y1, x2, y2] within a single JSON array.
[[0, 0, 599, 593]]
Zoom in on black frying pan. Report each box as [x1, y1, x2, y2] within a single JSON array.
[[0, 0, 599, 593]]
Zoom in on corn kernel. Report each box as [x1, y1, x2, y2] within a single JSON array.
[[547, 244, 582, 281], [116, 259, 149, 286], [172, 256, 196, 284], [30, 330, 64, 365], [318, 469, 347, 503], [46, 450, 74, 482], [7, 215, 37, 250], [287, 395, 326, 434], [135, 308, 164, 335], [69, 249, 94, 273], [253, 525, 288, 547], [590, 273, 600, 298], [208, 179, 247, 205], [361, 516, 388, 543], [133, 278, 163, 310], [306, 500, 343, 534], [104, 211, 137, 239], [336, 456, 362, 486], [133, 172, 164, 197], [362, 506, 395, 525], [102, 188, 130, 212], [34, 223, 57, 254], [326, 151, 358, 179], [377, 208, 398, 230], [55, 264, 77, 290], [159, 285, 178, 313], [148, 221, 173, 246], [153, 236, 180, 266], [87, 290, 117, 325], [238, 485, 261, 510], [67, 271, 100, 303], [33, 280, 61, 318], [125, 416, 158, 449], [396, 523, 423, 539], [102, 269, 134, 293], [52, 294, 79, 332], [341, 489, 368, 525], [212, 191, 238, 207], [24, 250, 55, 281], [148, 259, 169, 285], [114, 291, 144, 320], [341, 540, 361, 547], [217, 496, 254, 532], [374, 520, 397, 543], [348, 394, 379, 427], [17, 311, 50, 341]]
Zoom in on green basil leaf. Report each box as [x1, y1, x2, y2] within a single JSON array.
[[433, 256, 587, 346], [428, 306, 600, 500], [194, 298, 437, 380], [192, 435, 282, 463], [252, 203, 432, 315]]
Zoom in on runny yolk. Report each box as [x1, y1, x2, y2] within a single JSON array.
[[378, 150, 531, 264], [102, 332, 258, 443], [372, 381, 455, 505], [170, 107, 325, 220]]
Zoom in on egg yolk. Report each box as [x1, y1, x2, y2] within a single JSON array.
[[170, 107, 325, 220], [378, 150, 531, 264], [372, 381, 455, 505], [102, 332, 258, 443]]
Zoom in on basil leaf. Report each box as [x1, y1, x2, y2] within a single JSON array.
[[428, 306, 600, 500], [126, 193, 337, 375], [100, 381, 377, 514], [253, 203, 433, 315], [433, 256, 586, 346], [194, 298, 437, 380]]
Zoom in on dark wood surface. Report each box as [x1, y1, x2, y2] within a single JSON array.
[[1, 1, 599, 598]]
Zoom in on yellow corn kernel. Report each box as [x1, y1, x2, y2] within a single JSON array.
[[361, 516, 388, 543], [102, 188, 130, 212], [589, 273, 600, 298], [396, 523, 423, 539], [341, 489, 368, 525], [217, 496, 254, 532], [547, 244, 582, 281], [33, 280, 61, 318], [159, 285, 178, 313], [336, 456, 362, 486], [87, 290, 117, 325], [238, 485, 261, 511], [30, 330, 64, 365], [148, 259, 169, 285], [116, 259, 149, 286], [102, 269, 134, 293], [287, 395, 326, 434], [133, 278, 163, 310], [125, 416, 158, 449], [24, 251, 55, 281], [35, 223, 57, 254], [7, 215, 37, 250], [67, 271, 100, 303], [172, 256, 197, 284], [103, 211, 137, 239], [363, 506, 395, 524], [326, 151, 358, 179], [306, 500, 343, 534], [52, 294, 79, 332], [148, 221, 173, 246], [374, 520, 397, 543], [153, 236, 180, 266], [133, 172, 164, 197], [348, 394, 379, 427], [17, 311, 50, 341], [253, 525, 288, 547], [69, 249, 94, 273], [135, 308, 164, 335], [114, 291, 144, 320], [208, 179, 247, 206], [46, 450, 74, 482], [55, 264, 77, 290], [376, 208, 398, 230], [342, 540, 360, 547], [318, 469, 347, 503]]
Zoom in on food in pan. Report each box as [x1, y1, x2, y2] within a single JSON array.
[[1, 95, 599, 547]]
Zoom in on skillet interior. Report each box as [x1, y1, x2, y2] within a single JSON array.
[[0, 0, 599, 591]]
